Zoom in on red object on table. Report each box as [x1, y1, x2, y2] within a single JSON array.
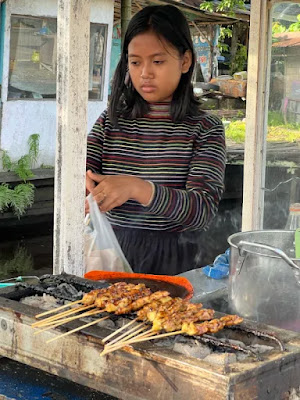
[[84, 270, 194, 300]]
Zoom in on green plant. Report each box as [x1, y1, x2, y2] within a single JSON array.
[[217, 27, 232, 53], [272, 14, 300, 38], [225, 118, 300, 144], [0, 246, 33, 278], [230, 43, 247, 75], [288, 14, 300, 32], [200, 0, 246, 16], [0, 134, 40, 217], [225, 120, 246, 143]]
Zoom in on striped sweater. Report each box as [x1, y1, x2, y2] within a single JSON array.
[[86, 103, 226, 232]]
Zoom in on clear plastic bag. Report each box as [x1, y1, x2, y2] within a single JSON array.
[[84, 194, 132, 273]]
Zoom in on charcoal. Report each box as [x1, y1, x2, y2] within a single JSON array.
[[154, 338, 176, 347], [115, 317, 134, 328], [250, 344, 274, 354], [173, 341, 211, 359], [97, 319, 116, 329], [20, 294, 60, 310]]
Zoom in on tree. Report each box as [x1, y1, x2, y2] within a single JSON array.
[[200, 0, 247, 15]]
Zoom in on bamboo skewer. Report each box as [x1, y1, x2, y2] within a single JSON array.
[[46, 316, 110, 344], [101, 330, 182, 356], [34, 308, 104, 335], [102, 318, 138, 344], [102, 328, 156, 354], [107, 324, 147, 347], [35, 299, 82, 318], [32, 304, 95, 328]]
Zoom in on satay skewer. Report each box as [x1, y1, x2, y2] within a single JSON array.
[[101, 315, 244, 356], [41, 284, 157, 342], [35, 288, 170, 340], [46, 315, 110, 343], [34, 308, 105, 334], [33, 283, 152, 329], [101, 330, 161, 356], [35, 299, 82, 318], [32, 304, 96, 328], [102, 318, 138, 344], [107, 324, 148, 346]]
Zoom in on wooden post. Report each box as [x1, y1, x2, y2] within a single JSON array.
[[242, 0, 270, 231], [54, 0, 90, 275], [121, 0, 131, 47]]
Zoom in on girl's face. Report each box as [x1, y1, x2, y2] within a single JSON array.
[[128, 31, 192, 103]]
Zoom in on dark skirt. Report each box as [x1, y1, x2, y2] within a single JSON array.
[[113, 227, 200, 276]]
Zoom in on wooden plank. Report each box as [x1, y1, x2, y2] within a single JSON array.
[[54, 1, 90, 276], [0, 169, 54, 184]]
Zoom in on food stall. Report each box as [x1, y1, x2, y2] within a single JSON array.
[[0, 0, 300, 399]]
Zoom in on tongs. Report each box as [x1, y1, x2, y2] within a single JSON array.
[[0, 275, 40, 288]]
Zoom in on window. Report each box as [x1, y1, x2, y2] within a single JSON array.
[[263, 2, 300, 229], [89, 23, 107, 100], [9, 16, 57, 99], [8, 15, 107, 100]]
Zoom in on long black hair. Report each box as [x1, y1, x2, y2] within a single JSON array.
[[109, 5, 201, 126]]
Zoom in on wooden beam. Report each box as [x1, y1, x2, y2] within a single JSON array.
[[121, 0, 131, 46], [54, 0, 90, 275], [242, 0, 270, 231]]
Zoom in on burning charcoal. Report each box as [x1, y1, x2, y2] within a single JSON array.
[[204, 352, 237, 366], [20, 294, 60, 310], [173, 341, 211, 359]]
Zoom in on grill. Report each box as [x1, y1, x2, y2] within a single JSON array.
[[0, 273, 300, 400]]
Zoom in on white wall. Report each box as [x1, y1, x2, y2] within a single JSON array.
[[0, 0, 113, 167]]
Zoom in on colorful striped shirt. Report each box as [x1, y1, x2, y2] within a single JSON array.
[[86, 103, 226, 232]]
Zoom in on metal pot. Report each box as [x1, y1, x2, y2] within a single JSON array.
[[227, 230, 300, 331]]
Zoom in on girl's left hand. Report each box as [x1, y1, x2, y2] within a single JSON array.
[[86, 170, 153, 212]]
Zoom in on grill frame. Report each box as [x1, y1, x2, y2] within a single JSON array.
[[0, 275, 300, 400]]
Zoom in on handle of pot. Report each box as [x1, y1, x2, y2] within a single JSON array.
[[238, 240, 300, 271]]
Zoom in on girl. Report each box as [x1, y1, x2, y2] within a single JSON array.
[[86, 5, 226, 275]]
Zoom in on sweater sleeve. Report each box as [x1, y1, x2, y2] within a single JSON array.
[[86, 110, 107, 173], [145, 115, 226, 231]]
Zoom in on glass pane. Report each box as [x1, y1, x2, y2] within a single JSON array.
[[9, 17, 107, 101], [89, 23, 107, 100], [263, 2, 300, 229], [9, 16, 57, 99]]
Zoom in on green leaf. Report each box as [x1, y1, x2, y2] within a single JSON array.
[[200, 1, 214, 12], [13, 155, 34, 182], [11, 183, 35, 218], [0, 183, 13, 212], [1, 150, 12, 171], [28, 134, 40, 165]]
